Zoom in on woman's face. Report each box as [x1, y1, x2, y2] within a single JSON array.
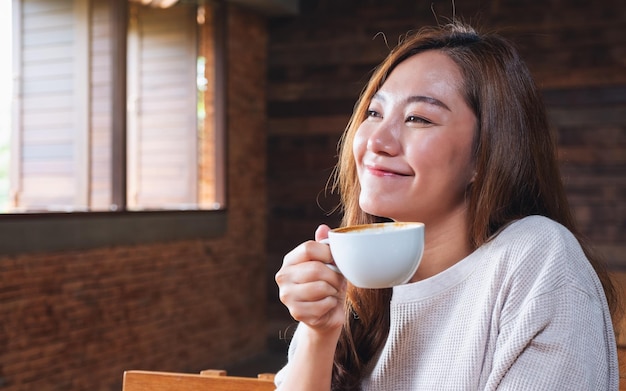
[[353, 50, 477, 224]]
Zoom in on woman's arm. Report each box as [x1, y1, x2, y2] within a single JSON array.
[[274, 225, 347, 390], [489, 285, 618, 390], [276, 324, 342, 390]]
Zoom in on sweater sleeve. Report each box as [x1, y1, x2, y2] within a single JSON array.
[[485, 279, 617, 390], [273, 322, 301, 388], [482, 217, 618, 390]]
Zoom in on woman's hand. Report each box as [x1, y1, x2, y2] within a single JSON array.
[[274, 225, 346, 391], [275, 224, 347, 334]]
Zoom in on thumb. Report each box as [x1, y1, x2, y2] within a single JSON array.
[[314, 224, 332, 242]]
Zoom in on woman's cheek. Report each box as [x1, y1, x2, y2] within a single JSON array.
[[352, 128, 368, 159]]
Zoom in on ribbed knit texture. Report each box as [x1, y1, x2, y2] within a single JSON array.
[[275, 216, 619, 390]]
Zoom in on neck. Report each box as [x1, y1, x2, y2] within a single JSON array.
[[410, 207, 473, 282]]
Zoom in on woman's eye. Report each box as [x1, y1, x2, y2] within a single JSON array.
[[406, 115, 431, 124], [366, 109, 381, 118]]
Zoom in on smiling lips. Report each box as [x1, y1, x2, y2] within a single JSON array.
[[364, 163, 411, 177]]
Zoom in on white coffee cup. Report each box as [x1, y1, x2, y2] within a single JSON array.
[[321, 222, 424, 289]]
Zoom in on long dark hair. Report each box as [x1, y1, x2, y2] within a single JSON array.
[[330, 22, 619, 390]]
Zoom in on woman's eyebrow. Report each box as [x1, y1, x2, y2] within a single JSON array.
[[371, 92, 386, 102], [371, 92, 451, 111], [406, 95, 451, 111]]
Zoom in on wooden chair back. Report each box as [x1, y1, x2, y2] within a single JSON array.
[[122, 369, 275, 391]]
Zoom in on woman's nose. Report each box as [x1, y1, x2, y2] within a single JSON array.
[[366, 120, 401, 156]]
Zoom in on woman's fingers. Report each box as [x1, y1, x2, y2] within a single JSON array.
[[281, 240, 331, 268], [283, 293, 342, 323], [277, 240, 342, 287], [314, 224, 331, 242], [285, 279, 339, 302], [275, 232, 346, 330]]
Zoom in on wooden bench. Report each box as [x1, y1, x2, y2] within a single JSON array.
[[122, 369, 275, 391]]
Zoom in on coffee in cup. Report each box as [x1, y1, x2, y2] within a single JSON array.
[[322, 222, 424, 289]]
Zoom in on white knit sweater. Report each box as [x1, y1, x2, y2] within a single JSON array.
[[275, 216, 619, 390]]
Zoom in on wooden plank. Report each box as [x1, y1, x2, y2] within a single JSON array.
[[549, 107, 626, 127], [268, 115, 350, 136], [122, 370, 275, 391], [268, 98, 357, 117], [268, 80, 364, 101], [269, 40, 388, 67], [608, 257, 626, 275], [559, 146, 626, 164], [543, 85, 626, 106], [534, 67, 626, 89]]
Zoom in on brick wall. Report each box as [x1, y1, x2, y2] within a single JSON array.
[[0, 5, 268, 391], [266, 0, 626, 319]]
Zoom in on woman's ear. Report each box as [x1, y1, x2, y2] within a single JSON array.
[[464, 168, 477, 196], [470, 170, 477, 183]]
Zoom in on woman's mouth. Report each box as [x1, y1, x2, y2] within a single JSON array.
[[365, 164, 410, 177]]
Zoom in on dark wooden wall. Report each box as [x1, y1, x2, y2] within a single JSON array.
[[265, 0, 626, 317]]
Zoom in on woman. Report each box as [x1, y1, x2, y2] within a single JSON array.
[[274, 22, 620, 390]]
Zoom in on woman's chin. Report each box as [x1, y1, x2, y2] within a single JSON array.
[[360, 202, 398, 222]]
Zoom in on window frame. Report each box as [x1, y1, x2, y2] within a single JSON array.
[[0, 0, 228, 255]]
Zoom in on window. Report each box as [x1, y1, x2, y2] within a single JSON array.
[[0, 0, 227, 255], [1, 0, 225, 214]]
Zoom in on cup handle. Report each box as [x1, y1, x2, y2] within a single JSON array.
[[319, 238, 341, 274]]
